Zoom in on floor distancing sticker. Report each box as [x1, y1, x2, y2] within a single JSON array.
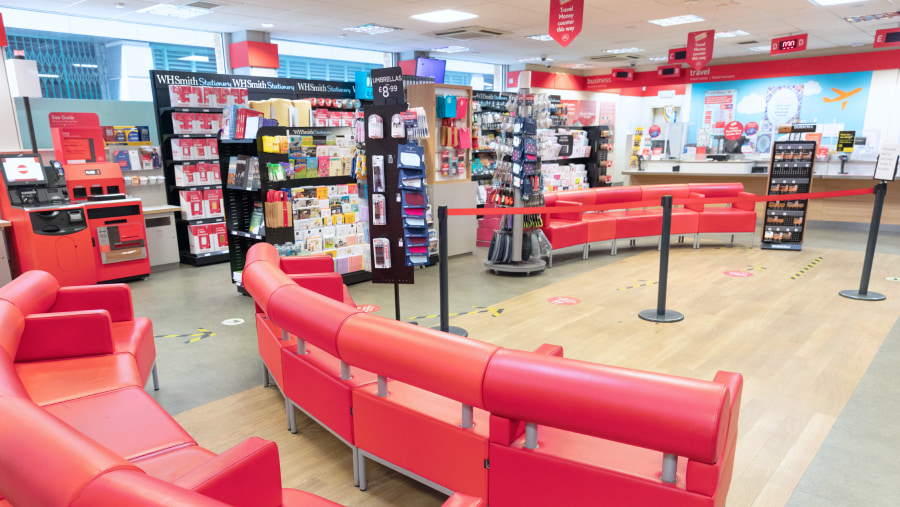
[[155, 328, 216, 344], [617, 280, 658, 291], [409, 306, 504, 321], [791, 257, 824, 280], [746, 265, 767, 271]]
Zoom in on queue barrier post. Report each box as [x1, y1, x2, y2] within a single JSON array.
[[639, 195, 684, 323], [840, 181, 888, 301], [432, 205, 468, 337]]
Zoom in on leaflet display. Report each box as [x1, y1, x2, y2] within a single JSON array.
[[761, 140, 816, 251]]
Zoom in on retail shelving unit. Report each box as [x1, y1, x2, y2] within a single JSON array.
[[541, 125, 612, 190], [761, 140, 817, 250], [221, 126, 371, 292]]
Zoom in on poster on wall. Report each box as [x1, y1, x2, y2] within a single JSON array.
[[688, 71, 872, 155], [702, 89, 737, 137], [763, 85, 804, 137], [599, 101, 616, 127], [576, 100, 597, 126]]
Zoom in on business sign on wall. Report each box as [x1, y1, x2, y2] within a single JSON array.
[[549, 0, 584, 47], [686, 30, 715, 71]]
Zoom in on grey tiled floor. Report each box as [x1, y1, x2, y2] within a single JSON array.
[[138, 221, 900, 502]]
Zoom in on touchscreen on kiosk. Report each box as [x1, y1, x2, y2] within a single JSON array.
[[1, 154, 47, 186]]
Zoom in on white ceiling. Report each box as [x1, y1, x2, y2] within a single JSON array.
[[2, 0, 899, 71]]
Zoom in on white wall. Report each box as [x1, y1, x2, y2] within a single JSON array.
[[0, 63, 23, 152]]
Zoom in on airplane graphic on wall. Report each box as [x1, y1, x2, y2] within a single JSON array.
[[823, 88, 862, 110]]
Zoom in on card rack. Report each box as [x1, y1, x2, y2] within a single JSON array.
[[761, 140, 817, 251]]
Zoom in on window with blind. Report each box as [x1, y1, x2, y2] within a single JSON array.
[[150, 44, 218, 73], [278, 55, 382, 81], [3, 34, 110, 100]]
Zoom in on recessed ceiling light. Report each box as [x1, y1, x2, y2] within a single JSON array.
[[343, 23, 399, 35], [648, 14, 705, 26], [715, 30, 750, 38], [844, 11, 900, 23], [605, 47, 644, 54], [517, 56, 552, 62], [525, 34, 554, 41], [430, 46, 472, 53], [809, 0, 860, 5], [179, 55, 210, 62], [747, 45, 772, 52], [648, 56, 670, 61], [261, 23, 274, 28], [72, 63, 99, 68], [137, 4, 209, 19], [39, 74, 60, 79], [114, 2, 125, 8], [411, 9, 478, 23], [562, 63, 596, 69]]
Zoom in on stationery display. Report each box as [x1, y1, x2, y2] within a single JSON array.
[[761, 140, 817, 251]]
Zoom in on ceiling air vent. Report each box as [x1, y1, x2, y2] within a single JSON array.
[[737, 40, 760, 45], [434, 26, 507, 41], [185, 1, 221, 10]]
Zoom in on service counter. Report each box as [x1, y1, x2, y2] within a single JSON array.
[[624, 159, 899, 225]]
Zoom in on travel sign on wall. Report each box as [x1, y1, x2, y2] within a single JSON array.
[[549, 0, 584, 47], [150, 70, 355, 99]]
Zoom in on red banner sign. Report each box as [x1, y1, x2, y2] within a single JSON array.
[[668, 47, 687, 63], [686, 30, 715, 71], [0, 13, 7, 48], [549, 0, 584, 47], [874, 28, 900, 48]]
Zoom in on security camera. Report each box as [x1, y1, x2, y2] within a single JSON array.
[[630, 62, 636, 68], [541, 57, 552, 69]]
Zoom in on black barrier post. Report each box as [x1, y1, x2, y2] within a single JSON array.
[[639, 195, 685, 323], [432, 206, 468, 336], [840, 182, 888, 301]]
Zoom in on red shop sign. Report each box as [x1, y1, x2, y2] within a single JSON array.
[[686, 30, 715, 71], [549, 0, 584, 48], [723, 121, 744, 141]]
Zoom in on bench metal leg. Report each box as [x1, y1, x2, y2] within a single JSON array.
[[353, 447, 360, 487], [286, 399, 297, 433], [583, 243, 589, 260], [731, 234, 735, 245], [749, 233, 754, 249], [611, 239, 617, 256], [548, 250, 553, 268], [262, 362, 270, 388], [694, 233, 700, 249], [151, 362, 159, 391], [358, 453, 367, 491]]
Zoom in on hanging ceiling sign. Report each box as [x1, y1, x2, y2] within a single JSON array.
[[549, 0, 584, 47], [686, 30, 715, 71]]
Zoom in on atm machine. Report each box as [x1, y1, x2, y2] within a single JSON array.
[[0, 154, 151, 285]]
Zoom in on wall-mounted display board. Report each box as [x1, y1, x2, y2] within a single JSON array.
[[761, 140, 816, 251]]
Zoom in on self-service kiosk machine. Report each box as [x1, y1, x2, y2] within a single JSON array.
[[0, 154, 151, 285]]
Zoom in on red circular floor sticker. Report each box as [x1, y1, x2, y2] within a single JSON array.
[[356, 305, 380, 313], [548, 297, 580, 305], [724, 271, 753, 278]]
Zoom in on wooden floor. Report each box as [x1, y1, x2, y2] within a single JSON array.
[[174, 245, 900, 507]]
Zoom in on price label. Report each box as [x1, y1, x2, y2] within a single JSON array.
[[371, 66, 403, 106]]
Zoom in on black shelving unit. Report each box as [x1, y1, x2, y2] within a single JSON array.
[[761, 140, 817, 251], [542, 125, 612, 189], [221, 126, 371, 292]]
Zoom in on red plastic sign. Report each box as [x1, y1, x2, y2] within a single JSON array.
[[0, 13, 7, 48], [771, 34, 808, 56], [723, 121, 744, 141], [724, 271, 753, 277], [549, 0, 584, 48], [668, 47, 687, 64], [548, 296, 580, 305], [686, 30, 715, 71], [648, 125, 661, 138], [744, 122, 759, 136], [874, 28, 900, 48], [356, 305, 380, 313]]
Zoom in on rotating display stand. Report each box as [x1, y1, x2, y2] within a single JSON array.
[[484, 88, 546, 275]]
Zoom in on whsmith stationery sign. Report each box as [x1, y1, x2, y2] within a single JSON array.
[[150, 70, 355, 99]]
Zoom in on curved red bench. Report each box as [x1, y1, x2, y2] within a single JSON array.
[[245, 242, 744, 506], [541, 183, 757, 264], [0, 271, 345, 506]]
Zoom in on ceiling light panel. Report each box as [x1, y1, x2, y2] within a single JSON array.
[[605, 47, 644, 54], [561, 64, 596, 69], [343, 23, 399, 35], [747, 45, 772, 52], [648, 56, 669, 61], [715, 30, 749, 38], [808, 0, 861, 6], [430, 46, 472, 53], [411, 9, 478, 23], [648, 15, 705, 27], [137, 4, 210, 19], [517, 57, 552, 62], [525, 34, 554, 41]]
